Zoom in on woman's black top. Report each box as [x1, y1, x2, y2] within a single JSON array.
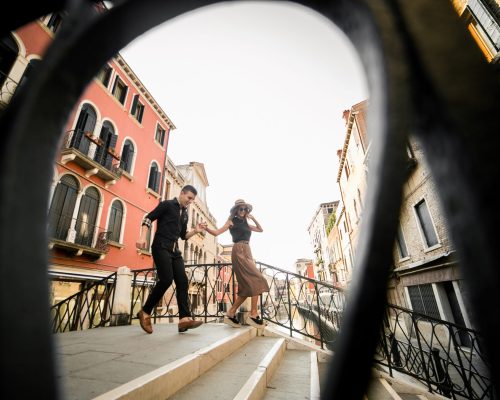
[[229, 216, 252, 243]]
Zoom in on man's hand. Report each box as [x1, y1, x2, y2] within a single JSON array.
[[194, 222, 207, 233], [136, 239, 147, 250]]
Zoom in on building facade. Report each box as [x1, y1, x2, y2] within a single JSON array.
[[331, 99, 475, 340], [1, 10, 181, 304], [307, 201, 339, 282], [333, 100, 369, 281]]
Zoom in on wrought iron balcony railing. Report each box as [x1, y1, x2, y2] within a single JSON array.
[[48, 213, 110, 255], [59, 129, 122, 182], [0, 71, 20, 109]]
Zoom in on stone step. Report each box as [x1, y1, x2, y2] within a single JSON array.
[[366, 377, 404, 400], [89, 324, 257, 400], [171, 336, 285, 400], [262, 349, 314, 400]]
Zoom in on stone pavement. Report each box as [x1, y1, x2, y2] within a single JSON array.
[[54, 322, 245, 400]]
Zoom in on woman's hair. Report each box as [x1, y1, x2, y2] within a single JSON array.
[[229, 207, 238, 220]]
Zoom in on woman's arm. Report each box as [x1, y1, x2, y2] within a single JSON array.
[[205, 219, 232, 236], [247, 214, 263, 232]]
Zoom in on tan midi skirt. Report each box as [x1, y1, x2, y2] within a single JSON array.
[[231, 241, 270, 297]]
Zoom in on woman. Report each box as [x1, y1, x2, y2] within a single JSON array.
[[204, 199, 269, 328]]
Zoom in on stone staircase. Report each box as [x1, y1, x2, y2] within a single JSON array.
[[55, 322, 449, 400]]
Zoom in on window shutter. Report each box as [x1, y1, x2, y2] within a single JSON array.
[[105, 133, 118, 169], [120, 85, 128, 104], [148, 166, 156, 190], [94, 126, 109, 164], [137, 105, 144, 123], [120, 143, 131, 172], [131, 95, 138, 115], [155, 170, 161, 193]]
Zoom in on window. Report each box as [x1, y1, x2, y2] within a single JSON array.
[[108, 200, 124, 243], [148, 162, 161, 193], [75, 187, 100, 247], [130, 94, 144, 123], [120, 140, 134, 173], [415, 199, 438, 247], [112, 76, 128, 105], [155, 125, 166, 146], [463, 6, 499, 61], [46, 13, 63, 33], [396, 224, 408, 259], [48, 175, 79, 241], [93, 121, 118, 170], [71, 104, 97, 154], [97, 65, 112, 87], [0, 35, 19, 88], [407, 284, 440, 320]]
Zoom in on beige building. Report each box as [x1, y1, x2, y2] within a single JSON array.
[[307, 201, 338, 282], [326, 206, 349, 288], [331, 99, 474, 342], [332, 100, 369, 283], [161, 158, 221, 316]]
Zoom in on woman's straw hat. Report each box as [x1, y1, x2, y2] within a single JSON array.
[[230, 199, 253, 214]]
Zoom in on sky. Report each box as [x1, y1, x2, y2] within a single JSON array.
[[120, 2, 368, 271]]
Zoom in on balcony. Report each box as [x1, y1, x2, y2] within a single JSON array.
[[59, 129, 122, 185], [0, 71, 19, 111], [48, 213, 111, 259]]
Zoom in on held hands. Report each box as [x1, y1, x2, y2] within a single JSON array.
[[195, 222, 208, 233]]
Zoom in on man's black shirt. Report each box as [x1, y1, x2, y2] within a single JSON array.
[[145, 198, 188, 246]]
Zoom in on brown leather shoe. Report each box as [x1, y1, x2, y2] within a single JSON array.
[[178, 319, 203, 333], [137, 310, 153, 334]]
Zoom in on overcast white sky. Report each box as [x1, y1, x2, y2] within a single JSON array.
[[120, 1, 368, 271]]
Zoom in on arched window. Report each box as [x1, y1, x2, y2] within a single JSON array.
[[75, 187, 100, 247], [120, 139, 134, 173], [148, 162, 161, 193], [0, 34, 19, 88], [108, 200, 124, 243], [15, 59, 41, 96], [71, 104, 97, 154], [48, 175, 79, 240], [94, 120, 117, 169]]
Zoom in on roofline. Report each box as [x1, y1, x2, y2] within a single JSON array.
[[115, 54, 176, 130]]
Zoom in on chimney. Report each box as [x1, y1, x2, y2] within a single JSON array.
[[342, 109, 350, 124], [337, 149, 343, 159]]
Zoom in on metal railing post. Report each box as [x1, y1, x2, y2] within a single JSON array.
[[431, 347, 452, 397], [286, 273, 293, 338], [204, 264, 208, 323], [315, 282, 324, 349]]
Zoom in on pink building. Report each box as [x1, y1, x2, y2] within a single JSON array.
[[1, 9, 176, 302]]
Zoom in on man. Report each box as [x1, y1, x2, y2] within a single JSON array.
[[136, 185, 206, 333]]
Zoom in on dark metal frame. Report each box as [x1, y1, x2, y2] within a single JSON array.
[[1, 1, 499, 398]]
